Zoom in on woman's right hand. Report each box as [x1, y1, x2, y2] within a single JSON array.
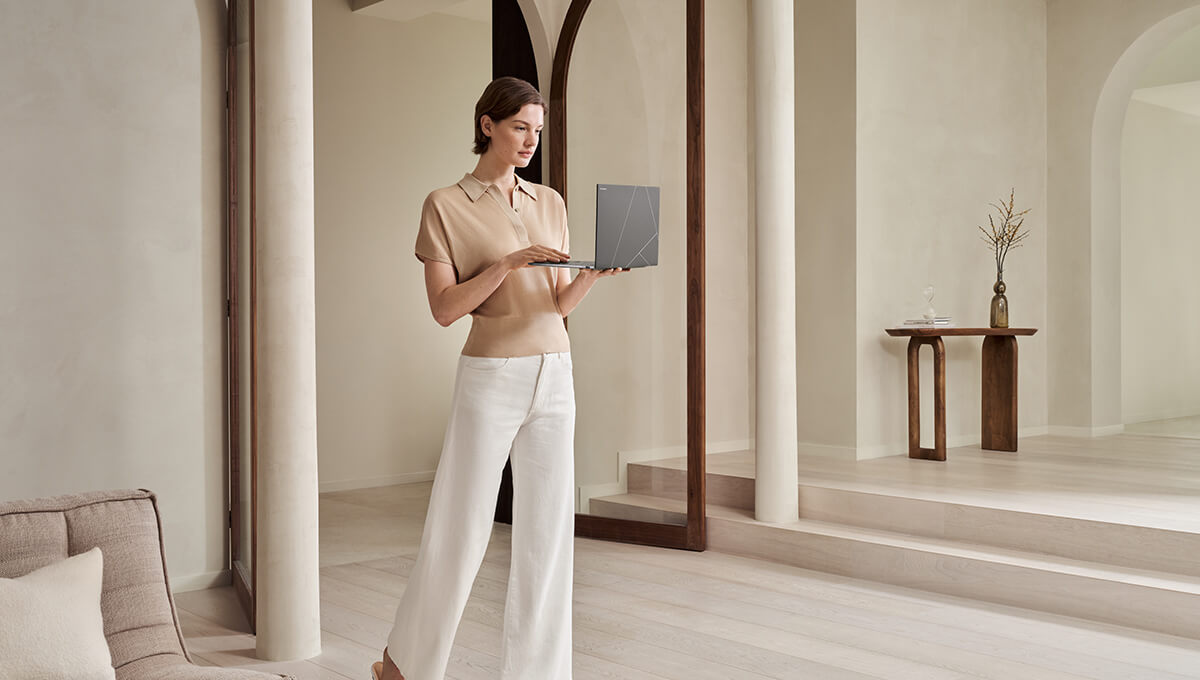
[[501, 245, 569, 271]]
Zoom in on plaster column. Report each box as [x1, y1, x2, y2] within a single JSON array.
[[255, 0, 321, 661], [752, 0, 799, 523]]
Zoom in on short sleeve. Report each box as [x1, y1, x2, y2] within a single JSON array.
[[415, 194, 453, 265]]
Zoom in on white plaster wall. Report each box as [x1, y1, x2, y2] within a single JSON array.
[[855, 0, 1048, 455], [1046, 0, 1200, 432], [1120, 100, 1200, 424], [795, 0, 857, 455], [706, 0, 754, 451], [0, 2, 227, 589], [567, 0, 753, 497], [567, 0, 688, 493], [313, 0, 487, 491]]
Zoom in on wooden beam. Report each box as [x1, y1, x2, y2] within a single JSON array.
[[686, 0, 706, 551]]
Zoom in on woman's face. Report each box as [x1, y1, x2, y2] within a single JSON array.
[[482, 103, 543, 168]]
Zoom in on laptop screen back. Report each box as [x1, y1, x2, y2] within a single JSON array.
[[595, 184, 660, 269]]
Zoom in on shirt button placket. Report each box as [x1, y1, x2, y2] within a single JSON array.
[[511, 194, 529, 244]]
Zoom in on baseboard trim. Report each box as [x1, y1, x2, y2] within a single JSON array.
[[319, 470, 436, 494], [577, 482, 623, 514], [1048, 426, 1091, 437], [1048, 425, 1125, 438], [856, 426, 1051, 459], [1124, 408, 1200, 426], [852, 444, 904, 460], [797, 443, 858, 460], [171, 569, 231, 593]]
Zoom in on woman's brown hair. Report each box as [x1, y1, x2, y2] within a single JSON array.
[[473, 77, 546, 155]]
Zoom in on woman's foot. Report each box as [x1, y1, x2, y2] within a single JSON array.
[[374, 648, 404, 680]]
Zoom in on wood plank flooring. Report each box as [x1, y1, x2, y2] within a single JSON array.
[[177, 467, 1200, 679]]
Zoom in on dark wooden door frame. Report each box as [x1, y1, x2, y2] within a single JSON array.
[[225, 0, 257, 630], [552, 0, 707, 551]]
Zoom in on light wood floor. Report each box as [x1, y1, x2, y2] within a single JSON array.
[[177, 474, 1200, 679]]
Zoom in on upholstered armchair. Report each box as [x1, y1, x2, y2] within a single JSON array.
[[0, 489, 292, 680]]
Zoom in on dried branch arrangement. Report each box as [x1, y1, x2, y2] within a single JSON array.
[[978, 189, 1031, 275]]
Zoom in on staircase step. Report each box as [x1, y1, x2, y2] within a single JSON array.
[[623, 458, 1200, 578], [627, 461, 754, 511], [705, 508, 1200, 640], [795, 482, 1200, 579], [588, 493, 687, 525], [603, 445, 1200, 640]]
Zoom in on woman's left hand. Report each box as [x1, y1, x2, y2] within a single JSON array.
[[576, 267, 629, 281]]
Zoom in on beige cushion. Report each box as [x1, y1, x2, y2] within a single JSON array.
[[0, 547, 116, 680]]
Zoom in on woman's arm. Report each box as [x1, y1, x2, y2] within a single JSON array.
[[424, 244, 568, 326], [555, 266, 625, 317]]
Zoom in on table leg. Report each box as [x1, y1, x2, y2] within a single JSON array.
[[982, 335, 1018, 451], [906, 337, 947, 461], [932, 337, 946, 459], [907, 339, 920, 457]]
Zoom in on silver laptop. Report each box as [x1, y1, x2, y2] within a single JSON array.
[[532, 183, 659, 269]]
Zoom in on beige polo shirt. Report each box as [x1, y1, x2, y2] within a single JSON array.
[[415, 172, 571, 358]]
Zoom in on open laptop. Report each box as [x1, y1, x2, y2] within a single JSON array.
[[531, 183, 660, 269]]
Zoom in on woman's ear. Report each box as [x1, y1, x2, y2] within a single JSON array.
[[480, 114, 493, 138]]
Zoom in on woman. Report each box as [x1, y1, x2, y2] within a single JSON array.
[[372, 77, 622, 680]]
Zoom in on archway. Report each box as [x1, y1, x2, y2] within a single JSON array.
[[1076, 3, 1200, 432], [1115, 23, 1200, 436]]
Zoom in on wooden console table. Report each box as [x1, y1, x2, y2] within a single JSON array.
[[884, 327, 1037, 461]]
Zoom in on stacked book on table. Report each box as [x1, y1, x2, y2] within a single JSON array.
[[902, 316, 954, 327]]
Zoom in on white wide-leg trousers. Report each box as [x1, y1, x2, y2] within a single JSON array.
[[387, 352, 576, 680]]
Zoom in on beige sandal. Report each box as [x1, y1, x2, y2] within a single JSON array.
[[370, 661, 383, 680]]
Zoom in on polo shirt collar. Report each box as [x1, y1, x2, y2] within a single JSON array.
[[514, 174, 539, 201], [457, 172, 539, 203]]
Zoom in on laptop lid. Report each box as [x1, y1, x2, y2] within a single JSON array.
[[595, 184, 660, 269]]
